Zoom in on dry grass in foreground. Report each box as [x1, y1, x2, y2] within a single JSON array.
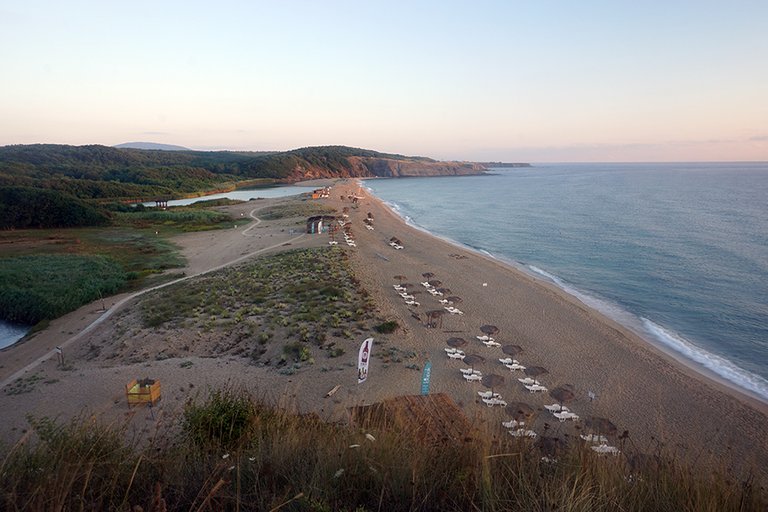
[[1, 387, 764, 512]]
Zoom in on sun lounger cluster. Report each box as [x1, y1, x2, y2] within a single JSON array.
[[576, 432, 620, 455], [477, 335, 500, 347], [393, 284, 419, 306], [477, 390, 506, 407], [388, 237, 403, 250], [502, 419, 537, 438], [444, 347, 465, 359]]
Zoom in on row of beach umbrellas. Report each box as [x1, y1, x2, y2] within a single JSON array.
[[397, 274, 619, 440]]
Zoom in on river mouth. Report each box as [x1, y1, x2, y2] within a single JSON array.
[[0, 322, 29, 350]]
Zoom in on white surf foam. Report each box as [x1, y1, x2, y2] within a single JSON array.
[[527, 265, 640, 328], [642, 318, 768, 401]]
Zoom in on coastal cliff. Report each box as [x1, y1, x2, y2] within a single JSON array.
[[285, 156, 485, 181]]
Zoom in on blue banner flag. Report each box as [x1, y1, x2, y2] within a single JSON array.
[[420, 360, 432, 395]]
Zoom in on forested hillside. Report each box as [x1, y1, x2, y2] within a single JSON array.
[[0, 144, 486, 229]]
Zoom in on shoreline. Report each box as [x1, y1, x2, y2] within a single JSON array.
[[360, 179, 768, 411], [339, 180, 768, 477], [0, 181, 766, 480]]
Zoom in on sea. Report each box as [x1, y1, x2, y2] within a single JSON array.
[[363, 162, 768, 403], [0, 184, 316, 349]]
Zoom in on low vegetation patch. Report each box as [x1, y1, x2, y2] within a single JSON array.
[[112, 207, 244, 232], [1, 388, 763, 511], [136, 247, 376, 362], [257, 199, 337, 220], [374, 319, 399, 334]]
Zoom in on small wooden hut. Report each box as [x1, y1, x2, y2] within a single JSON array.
[[126, 378, 161, 406]]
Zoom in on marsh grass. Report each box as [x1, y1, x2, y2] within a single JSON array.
[[112, 207, 246, 232], [0, 254, 127, 324], [2, 387, 764, 511]]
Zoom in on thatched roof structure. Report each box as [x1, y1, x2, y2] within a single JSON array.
[[348, 393, 476, 445]]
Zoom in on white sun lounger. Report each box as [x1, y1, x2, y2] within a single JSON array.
[[545, 404, 569, 413], [405, 300, 419, 306], [421, 281, 431, 287], [460, 368, 482, 375], [447, 352, 465, 359], [498, 357, 516, 365], [591, 445, 620, 455], [518, 377, 536, 385], [506, 363, 526, 371], [482, 340, 500, 347], [444, 347, 458, 354], [509, 429, 537, 438], [482, 397, 507, 407], [476, 335, 493, 341], [478, 391, 502, 399], [463, 374, 482, 382], [525, 384, 548, 393], [553, 411, 579, 422], [580, 434, 608, 444], [502, 420, 521, 429]]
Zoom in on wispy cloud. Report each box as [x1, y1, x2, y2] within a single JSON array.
[[141, 131, 170, 136]]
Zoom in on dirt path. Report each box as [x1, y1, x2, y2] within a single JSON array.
[[0, 203, 304, 389]]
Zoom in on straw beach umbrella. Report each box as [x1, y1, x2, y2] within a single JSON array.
[[481, 374, 506, 394], [425, 310, 445, 329], [462, 354, 485, 371], [446, 337, 468, 349], [501, 344, 523, 357], [524, 366, 549, 382], [584, 416, 618, 437], [427, 280, 442, 287], [549, 385, 576, 407], [445, 296, 462, 305], [480, 325, 499, 336], [421, 272, 435, 279], [394, 275, 407, 283], [506, 402, 536, 422], [436, 287, 452, 295]]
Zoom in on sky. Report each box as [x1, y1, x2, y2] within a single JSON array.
[[1, 0, 766, 162]]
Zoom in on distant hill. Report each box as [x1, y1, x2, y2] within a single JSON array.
[[0, 144, 487, 196], [114, 142, 191, 151]]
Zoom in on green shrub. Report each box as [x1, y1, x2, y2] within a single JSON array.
[[283, 341, 311, 362], [181, 387, 256, 450], [374, 320, 398, 334]]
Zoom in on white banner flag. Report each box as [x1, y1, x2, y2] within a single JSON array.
[[357, 337, 373, 384]]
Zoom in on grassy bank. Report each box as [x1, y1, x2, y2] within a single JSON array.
[[0, 254, 127, 325], [0, 205, 246, 326], [1, 387, 763, 511]]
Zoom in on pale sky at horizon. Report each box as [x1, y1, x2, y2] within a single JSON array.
[[1, 0, 766, 162]]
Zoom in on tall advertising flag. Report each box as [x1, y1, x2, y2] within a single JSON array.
[[357, 337, 373, 384], [420, 360, 432, 395]]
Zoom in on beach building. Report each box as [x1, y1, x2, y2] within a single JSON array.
[[311, 187, 331, 199], [306, 215, 337, 234]]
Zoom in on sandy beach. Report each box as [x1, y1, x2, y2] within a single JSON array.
[[1, 181, 767, 479]]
